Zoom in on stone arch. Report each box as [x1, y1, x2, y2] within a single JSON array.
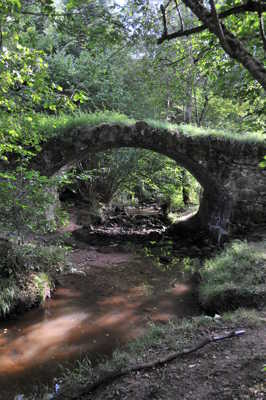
[[31, 121, 266, 236]]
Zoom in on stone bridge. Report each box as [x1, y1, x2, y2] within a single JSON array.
[[32, 121, 266, 236]]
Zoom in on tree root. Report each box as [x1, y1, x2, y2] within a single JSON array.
[[56, 329, 245, 399]]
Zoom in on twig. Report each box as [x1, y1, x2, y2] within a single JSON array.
[[56, 330, 245, 399]]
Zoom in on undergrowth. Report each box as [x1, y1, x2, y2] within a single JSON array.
[[0, 242, 68, 318], [199, 240, 266, 311]]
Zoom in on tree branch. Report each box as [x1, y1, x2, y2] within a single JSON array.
[[55, 330, 245, 399], [209, 0, 229, 52], [160, 4, 168, 37], [158, 0, 266, 44], [174, 0, 184, 32], [158, 0, 266, 89]]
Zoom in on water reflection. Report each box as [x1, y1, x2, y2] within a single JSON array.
[[0, 250, 199, 399]]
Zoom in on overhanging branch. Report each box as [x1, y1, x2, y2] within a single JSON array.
[[158, 0, 266, 44]]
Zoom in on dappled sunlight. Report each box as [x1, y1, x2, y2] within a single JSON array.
[[0, 244, 200, 398], [0, 312, 89, 374], [171, 283, 191, 295]]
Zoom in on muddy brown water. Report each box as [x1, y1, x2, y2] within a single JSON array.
[[0, 240, 200, 400]]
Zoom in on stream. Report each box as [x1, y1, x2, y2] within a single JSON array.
[[0, 209, 202, 400]]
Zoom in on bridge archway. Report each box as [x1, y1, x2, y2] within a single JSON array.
[[32, 120, 266, 235]]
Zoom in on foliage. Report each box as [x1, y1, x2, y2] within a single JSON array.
[[0, 241, 68, 317], [0, 241, 68, 278], [0, 168, 57, 241], [259, 155, 266, 169], [199, 241, 266, 311], [0, 278, 18, 318], [61, 144, 200, 212]]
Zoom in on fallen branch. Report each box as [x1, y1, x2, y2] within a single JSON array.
[[56, 329, 245, 399]]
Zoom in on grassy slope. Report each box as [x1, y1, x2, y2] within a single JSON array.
[[34, 111, 266, 144], [199, 240, 266, 312]]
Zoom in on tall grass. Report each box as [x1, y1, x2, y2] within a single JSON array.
[[199, 240, 266, 310], [35, 111, 135, 139], [32, 111, 265, 144]]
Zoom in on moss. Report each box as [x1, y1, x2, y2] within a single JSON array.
[[199, 240, 266, 312], [145, 119, 265, 144]]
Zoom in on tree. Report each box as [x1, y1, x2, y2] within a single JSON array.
[[158, 1, 266, 90]]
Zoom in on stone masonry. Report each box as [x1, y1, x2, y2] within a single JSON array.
[[31, 121, 266, 236]]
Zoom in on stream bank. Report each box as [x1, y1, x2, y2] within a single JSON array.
[[1, 207, 265, 400], [0, 221, 202, 400]]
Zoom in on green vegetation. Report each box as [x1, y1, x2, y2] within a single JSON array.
[[0, 241, 68, 318], [31, 112, 266, 145], [0, 1, 265, 396], [199, 241, 266, 311], [145, 119, 266, 144], [35, 111, 136, 140]]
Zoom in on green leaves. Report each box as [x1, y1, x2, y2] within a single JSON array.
[[259, 156, 266, 169], [0, 167, 57, 239]]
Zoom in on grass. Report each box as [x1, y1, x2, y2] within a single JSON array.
[[32, 111, 266, 145], [0, 279, 18, 318], [199, 240, 266, 312], [35, 111, 135, 139], [0, 242, 69, 318], [34, 272, 52, 304], [145, 118, 266, 144]]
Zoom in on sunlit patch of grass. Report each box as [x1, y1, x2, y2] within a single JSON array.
[[32, 112, 265, 144], [0, 279, 18, 318], [34, 272, 52, 304], [145, 119, 265, 144], [199, 240, 266, 311], [36, 111, 136, 139], [222, 308, 265, 327]]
